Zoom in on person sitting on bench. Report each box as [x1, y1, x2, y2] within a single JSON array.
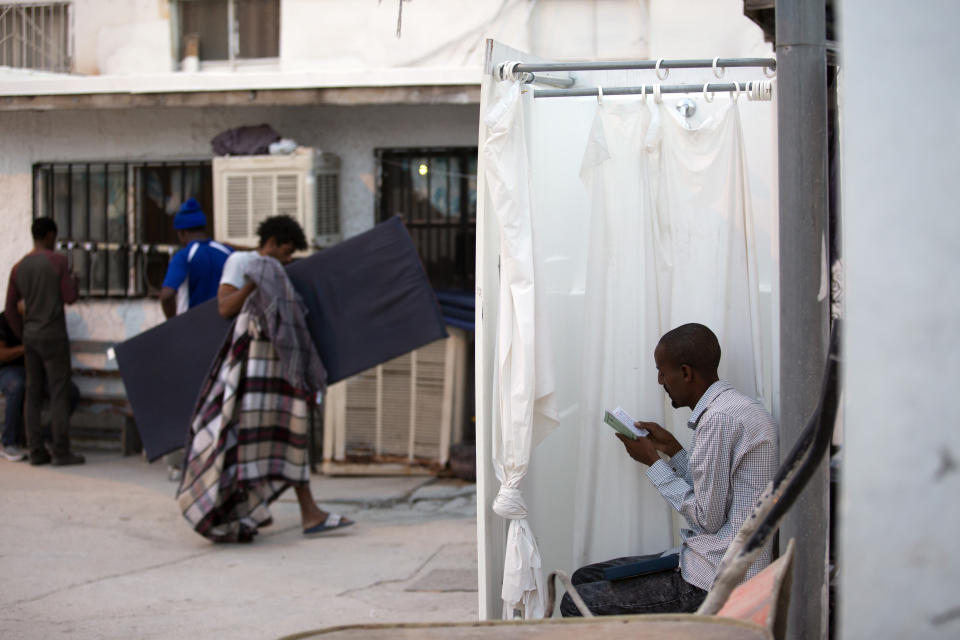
[[561, 323, 779, 616]]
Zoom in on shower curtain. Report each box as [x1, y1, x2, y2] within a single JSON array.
[[571, 96, 764, 567]]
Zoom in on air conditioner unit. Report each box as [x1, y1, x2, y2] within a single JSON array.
[[213, 148, 341, 250], [322, 329, 468, 475]]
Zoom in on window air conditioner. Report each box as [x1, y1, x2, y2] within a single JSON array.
[[213, 148, 341, 250], [322, 329, 468, 474]]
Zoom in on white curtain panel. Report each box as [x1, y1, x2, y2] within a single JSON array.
[[571, 97, 764, 566], [655, 100, 764, 424], [572, 100, 676, 566], [481, 78, 560, 619]]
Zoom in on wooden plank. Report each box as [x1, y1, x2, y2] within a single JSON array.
[[281, 615, 773, 640]]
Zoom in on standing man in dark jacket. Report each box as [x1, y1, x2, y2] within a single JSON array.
[[4, 217, 84, 466]]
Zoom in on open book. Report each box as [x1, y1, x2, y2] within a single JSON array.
[[603, 406, 649, 439]]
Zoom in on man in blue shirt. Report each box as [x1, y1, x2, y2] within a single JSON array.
[[159, 198, 231, 479], [159, 198, 232, 319]]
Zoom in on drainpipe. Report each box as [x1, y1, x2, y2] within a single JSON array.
[[776, 0, 830, 639]]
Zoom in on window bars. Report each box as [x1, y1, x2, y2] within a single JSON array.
[[0, 2, 72, 72], [32, 161, 213, 299]]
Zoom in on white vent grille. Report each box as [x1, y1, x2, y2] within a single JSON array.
[[213, 149, 341, 250], [323, 329, 468, 473], [225, 175, 250, 238], [276, 174, 299, 217]]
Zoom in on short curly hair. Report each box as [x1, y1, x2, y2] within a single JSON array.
[[32, 217, 58, 240], [657, 323, 721, 376], [256, 215, 308, 250]]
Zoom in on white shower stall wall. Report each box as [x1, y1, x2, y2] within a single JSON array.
[[476, 41, 779, 619]]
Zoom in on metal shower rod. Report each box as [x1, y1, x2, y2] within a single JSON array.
[[511, 57, 776, 73], [535, 81, 772, 99]]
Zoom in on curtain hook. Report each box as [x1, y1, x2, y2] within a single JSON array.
[[654, 83, 662, 104], [597, 86, 604, 105], [730, 80, 741, 102], [655, 58, 669, 81], [763, 62, 777, 78], [759, 80, 773, 101], [712, 56, 725, 79], [702, 82, 714, 103]]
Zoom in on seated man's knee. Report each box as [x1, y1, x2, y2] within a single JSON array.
[[570, 566, 593, 585], [559, 592, 586, 617], [2, 371, 26, 398]]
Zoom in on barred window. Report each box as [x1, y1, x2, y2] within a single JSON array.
[[0, 2, 72, 72], [32, 161, 214, 299], [175, 0, 279, 65], [376, 148, 478, 293]]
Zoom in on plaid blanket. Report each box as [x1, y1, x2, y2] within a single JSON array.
[[176, 310, 313, 542], [242, 255, 326, 393]]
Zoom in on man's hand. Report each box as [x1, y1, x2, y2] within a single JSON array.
[[635, 421, 683, 457], [616, 433, 661, 466]]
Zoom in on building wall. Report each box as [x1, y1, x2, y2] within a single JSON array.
[[840, 1, 960, 638], [0, 102, 479, 341], [57, 0, 650, 76]]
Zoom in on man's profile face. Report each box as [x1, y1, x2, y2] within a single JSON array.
[[264, 239, 297, 264], [654, 343, 687, 409]]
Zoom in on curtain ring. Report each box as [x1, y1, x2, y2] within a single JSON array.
[[653, 83, 662, 104], [730, 80, 741, 102], [655, 58, 669, 81], [746, 80, 754, 101], [702, 82, 714, 103], [641, 84, 647, 103], [712, 56, 725, 79], [597, 86, 604, 105], [497, 61, 522, 81], [763, 63, 777, 78]]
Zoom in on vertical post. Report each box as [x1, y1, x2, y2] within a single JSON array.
[[85, 164, 91, 295], [103, 163, 109, 296], [31, 164, 38, 220], [123, 162, 129, 296], [776, 1, 830, 639]]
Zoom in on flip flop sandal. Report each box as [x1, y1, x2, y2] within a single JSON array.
[[303, 513, 355, 536]]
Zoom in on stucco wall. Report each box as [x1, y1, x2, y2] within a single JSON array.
[[0, 102, 479, 342], [62, 0, 650, 76], [840, 1, 960, 637]]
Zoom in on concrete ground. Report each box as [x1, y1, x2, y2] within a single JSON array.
[[0, 451, 478, 639]]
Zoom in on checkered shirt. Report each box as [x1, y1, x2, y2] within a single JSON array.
[[646, 381, 779, 591]]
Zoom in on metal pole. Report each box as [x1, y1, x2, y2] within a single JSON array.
[[534, 81, 772, 99], [511, 57, 776, 73], [776, 1, 830, 639]]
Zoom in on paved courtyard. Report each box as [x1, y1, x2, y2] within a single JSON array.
[[0, 452, 478, 639]]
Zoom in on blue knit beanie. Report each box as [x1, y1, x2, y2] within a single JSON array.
[[173, 198, 207, 230]]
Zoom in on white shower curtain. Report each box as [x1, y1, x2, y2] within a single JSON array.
[[655, 100, 764, 421], [572, 100, 675, 566], [571, 97, 764, 566], [482, 78, 560, 619]]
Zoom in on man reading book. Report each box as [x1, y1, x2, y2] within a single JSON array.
[[561, 323, 779, 616]]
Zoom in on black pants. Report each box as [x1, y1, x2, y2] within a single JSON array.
[[560, 553, 707, 617], [24, 339, 73, 458]]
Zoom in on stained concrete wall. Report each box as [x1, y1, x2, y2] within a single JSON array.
[[0, 102, 479, 341], [61, 0, 649, 76], [839, 2, 960, 638]]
